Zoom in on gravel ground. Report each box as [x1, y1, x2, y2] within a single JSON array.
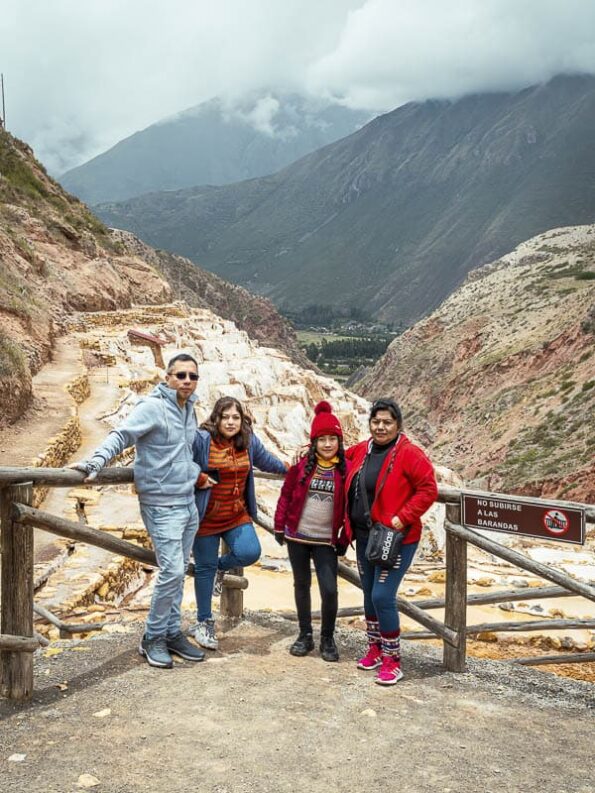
[[0, 612, 593, 793]]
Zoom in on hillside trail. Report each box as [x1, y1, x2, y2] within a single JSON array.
[[0, 617, 592, 793], [0, 337, 82, 467], [0, 340, 122, 562], [0, 336, 83, 562]]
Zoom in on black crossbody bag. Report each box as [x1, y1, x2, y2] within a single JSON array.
[[360, 439, 408, 568]]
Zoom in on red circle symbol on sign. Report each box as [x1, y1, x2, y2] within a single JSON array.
[[543, 509, 569, 536]]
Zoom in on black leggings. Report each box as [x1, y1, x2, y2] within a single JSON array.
[[287, 541, 338, 638]]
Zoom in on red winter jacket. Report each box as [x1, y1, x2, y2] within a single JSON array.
[[274, 456, 350, 546], [345, 434, 438, 545]]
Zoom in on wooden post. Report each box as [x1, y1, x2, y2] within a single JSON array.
[[443, 502, 467, 672], [1, 482, 34, 700], [220, 540, 243, 627]]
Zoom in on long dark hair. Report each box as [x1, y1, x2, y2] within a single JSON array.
[[300, 437, 346, 484], [201, 396, 253, 451]]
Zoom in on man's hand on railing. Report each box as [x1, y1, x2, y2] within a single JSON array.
[[67, 461, 99, 483]]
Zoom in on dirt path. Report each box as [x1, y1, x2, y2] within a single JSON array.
[[0, 336, 84, 563], [0, 337, 124, 575], [0, 615, 592, 793], [0, 337, 82, 468]]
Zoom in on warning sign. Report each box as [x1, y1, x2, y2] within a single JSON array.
[[461, 494, 585, 545]]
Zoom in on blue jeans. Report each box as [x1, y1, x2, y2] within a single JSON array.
[[193, 522, 261, 621], [139, 502, 198, 639], [355, 528, 418, 634]]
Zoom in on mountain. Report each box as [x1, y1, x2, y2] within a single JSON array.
[[0, 128, 308, 426], [355, 224, 595, 502], [59, 93, 370, 204], [96, 75, 595, 325]]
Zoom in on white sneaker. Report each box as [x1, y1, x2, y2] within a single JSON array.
[[212, 569, 226, 597], [194, 618, 219, 650]]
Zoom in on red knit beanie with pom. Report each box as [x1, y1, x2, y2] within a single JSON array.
[[310, 400, 343, 440]]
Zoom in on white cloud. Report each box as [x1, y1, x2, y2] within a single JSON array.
[[228, 96, 282, 137], [308, 0, 595, 108], [1, 0, 594, 173]]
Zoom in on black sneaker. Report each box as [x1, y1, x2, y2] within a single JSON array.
[[289, 632, 315, 657], [139, 634, 173, 668], [166, 632, 205, 662], [320, 635, 339, 662]]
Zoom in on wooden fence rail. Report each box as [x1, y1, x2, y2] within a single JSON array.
[[0, 634, 39, 653], [1, 465, 594, 702], [444, 520, 595, 603], [12, 503, 247, 590], [514, 652, 595, 666], [283, 581, 589, 620], [2, 467, 593, 519]]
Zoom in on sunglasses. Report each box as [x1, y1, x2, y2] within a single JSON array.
[[171, 371, 199, 381]]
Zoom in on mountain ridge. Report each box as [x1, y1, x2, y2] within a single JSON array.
[[60, 93, 370, 204], [96, 74, 595, 324]]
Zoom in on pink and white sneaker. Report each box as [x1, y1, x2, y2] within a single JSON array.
[[356, 644, 383, 670], [375, 656, 404, 686]]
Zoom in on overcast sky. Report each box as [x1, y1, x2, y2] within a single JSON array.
[[2, 0, 595, 174]]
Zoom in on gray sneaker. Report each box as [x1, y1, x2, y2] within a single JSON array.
[[194, 618, 219, 650], [139, 634, 173, 668], [212, 569, 226, 597], [166, 632, 205, 662]]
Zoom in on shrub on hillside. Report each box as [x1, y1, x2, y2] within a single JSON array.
[[0, 330, 27, 378]]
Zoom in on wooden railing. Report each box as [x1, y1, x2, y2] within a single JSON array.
[[0, 466, 594, 700], [0, 467, 247, 700]]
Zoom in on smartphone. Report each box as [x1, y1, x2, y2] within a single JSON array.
[[206, 468, 220, 484]]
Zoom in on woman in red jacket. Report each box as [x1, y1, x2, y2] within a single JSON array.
[[274, 402, 350, 662], [346, 398, 438, 685]]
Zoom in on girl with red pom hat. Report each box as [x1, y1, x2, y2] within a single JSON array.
[[274, 401, 351, 661]]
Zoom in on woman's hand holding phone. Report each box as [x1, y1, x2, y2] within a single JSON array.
[[197, 469, 220, 489]]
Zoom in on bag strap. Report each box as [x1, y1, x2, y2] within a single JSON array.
[[359, 435, 401, 529]]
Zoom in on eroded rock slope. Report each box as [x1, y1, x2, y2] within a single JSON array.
[[0, 129, 306, 425], [357, 225, 595, 502]]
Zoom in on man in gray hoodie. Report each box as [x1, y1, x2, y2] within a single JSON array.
[[71, 353, 204, 668]]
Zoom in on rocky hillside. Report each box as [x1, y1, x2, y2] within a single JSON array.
[[109, 229, 310, 371], [356, 225, 595, 502], [96, 75, 595, 324], [0, 129, 307, 426], [60, 93, 370, 204]]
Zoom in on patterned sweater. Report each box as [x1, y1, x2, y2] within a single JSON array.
[[292, 463, 336, 545], [274, 455, 350, 547]]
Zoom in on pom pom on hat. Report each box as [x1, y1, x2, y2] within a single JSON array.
[[310, 400, 343, 440]]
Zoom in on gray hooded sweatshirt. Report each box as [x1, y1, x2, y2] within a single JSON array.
[[87, 383, 200, 506]]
